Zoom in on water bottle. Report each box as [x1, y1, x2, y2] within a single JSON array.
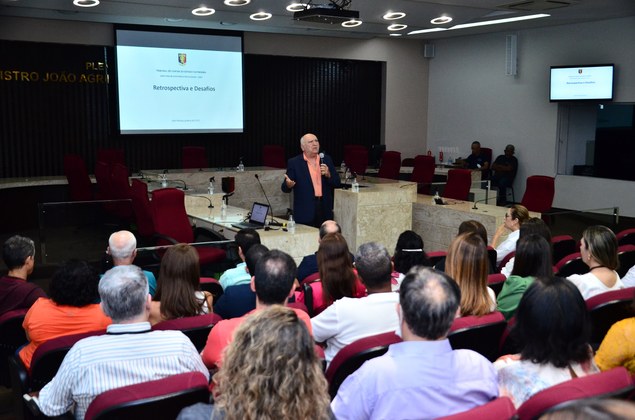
[[351, 177, 360, 193], [341, 161, 346, 172], [287, 215, 296, 234], [238, 157, 245, 172], [221, 202, 227, 220], [208, 178, 214, 195], [433, 191, 440, 205]]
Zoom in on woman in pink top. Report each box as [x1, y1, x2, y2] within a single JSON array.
[[19, 260, 111, 369]]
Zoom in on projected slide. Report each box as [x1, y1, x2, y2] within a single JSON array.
[[550, 65, 613, 101], [116, 29, 243, 134]]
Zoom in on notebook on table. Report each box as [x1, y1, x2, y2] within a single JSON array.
[[231, 202, 270, 230]]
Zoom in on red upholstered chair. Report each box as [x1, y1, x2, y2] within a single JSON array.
[[377, 150, 401, 180], [300, 271, 320, 285], [555, 252, 588, 277], [520, 175, 555, 213], [552, 235, 578, 266], [515, 367, 634, 420], [109, 163, 133, 221], [448, 311, 507, 362], [618, 244, 635, 278], [199, 277, 223, 300], [84, 371, 210, 420], [262, 144, 286, 168], [498, 251, 515, 273], [427, 250, 447, 267], [130, 179, 155, 240], [345, 146, 369, 177], [0, 309, 27, 387], [94, 160, 114, 201], [325, 331, 402, 399], [182, 146, 208, 169], [151, 188, 226, 266], [444, 169, 472, 200], [152, 313, 221, 352], [97, 148, 125, 167], [488, 273, 506, 297], [617, 228, 635, 247], [437, 397, 516, 420], [63, 154, 93, 201], [586, 287, 635, 347], [410, 155, 436, 194]]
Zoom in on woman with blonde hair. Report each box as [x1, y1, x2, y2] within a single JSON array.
[[213, 306, 331, 420], [446, 232, 495, 316], [149, 243, 213, 324]]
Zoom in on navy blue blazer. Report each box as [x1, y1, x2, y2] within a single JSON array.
[[281, 153, 341, 226]]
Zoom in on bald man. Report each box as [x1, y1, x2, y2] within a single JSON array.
[[281, 133, 340, 227], [105, 230, 157, 296]]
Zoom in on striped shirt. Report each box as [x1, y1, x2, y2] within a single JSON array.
[[37, 322, 210, 419]]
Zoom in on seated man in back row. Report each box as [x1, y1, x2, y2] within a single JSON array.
[[491, 144, 518, 206], [331, 267, 498, 419], [35, 265, 209, 418]]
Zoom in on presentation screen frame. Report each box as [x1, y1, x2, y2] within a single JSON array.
[[549, 64, 615, 102], [113, 25, 244, 135]]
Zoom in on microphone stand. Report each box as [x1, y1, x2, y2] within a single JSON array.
[[254, 174, 282, 226], [172, 179, 188, 191]]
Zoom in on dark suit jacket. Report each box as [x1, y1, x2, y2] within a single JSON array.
[[281, 153, 341, 226], [213, 284, 256, 319]]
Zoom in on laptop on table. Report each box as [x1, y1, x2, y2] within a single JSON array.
[[231, 202, 270, 230]]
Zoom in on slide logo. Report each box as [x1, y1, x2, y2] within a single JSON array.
[[178, 53, 187, 66]]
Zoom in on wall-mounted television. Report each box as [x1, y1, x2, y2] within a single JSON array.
[[114, 26, 244, 135], [550, 64, 614, 102]]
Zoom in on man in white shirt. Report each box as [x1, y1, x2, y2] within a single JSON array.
[[311, 242, 399, 365], [35, 265, 209, 419]]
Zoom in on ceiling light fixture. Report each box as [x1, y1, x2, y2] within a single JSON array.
[[224, 0, 250, 6], [387, 24, 407, 31], [341, 19, 362, 28], [192, 7, 215, 16], [451, 13, 549, 29], [73, 0, 99, 7], [407, 28, 448, 35], [286, 3, 307, 12], [431, 16, 452, 24], [389, 33, 403, 37], [383, 12, 405, 20], [250, 12, 272, 20]]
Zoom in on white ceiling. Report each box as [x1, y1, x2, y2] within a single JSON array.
[[1, 0, 634, 40]]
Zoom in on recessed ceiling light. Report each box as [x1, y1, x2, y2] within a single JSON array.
[[383, 12, 405, 20], [250, 12, 272, 20], [431, 16, 452, 25], [192, 7, 215, 16], [387, 24, 407, 31], [389, 33, 402, 37], [165, 18, 184, 22], [73, 0, 99, 7], [224, 0, 250, 6], [341, 19, 362, 28], [286, 3, 307, 12]]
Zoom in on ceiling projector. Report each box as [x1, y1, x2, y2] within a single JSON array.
[[293, 4, 359, 24]]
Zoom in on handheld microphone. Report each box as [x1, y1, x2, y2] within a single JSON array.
[[254, 174, 282, 226], [319, 152, 325, 165]]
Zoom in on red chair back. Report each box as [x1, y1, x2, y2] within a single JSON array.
[[448, 311, 507, 362], [617, 228, 635, 247], [0, 309, 28, 387], [444, 169, 472, 200], [84, 371, 210, 420], [516, 367, 634, 420], [345, 146, 369, 177], [325, 331, 402, 399], [488, 273, 506, 297], [521, 175, 555, 213], [618, 245, 635, 278], [152, 313, 221, 352], [427, 250, 447, 267], [262, 144, 286, 168], [63, 154, 93, 201], [151, 188, 193, 244], [586, 287, 635, 346], [551, 235, 577, 266], [96, 149, 125, 167], [498, 251, 515, 273], [378, 151, 401, 180], [410, 155, 436, 194], [94, 160, 113, 200], [555, 252, 588, 277], [109, 163, 133, 220], [130, 179, 155, 239], [182, 146, 208, 169], [438, 397, 516, 420]]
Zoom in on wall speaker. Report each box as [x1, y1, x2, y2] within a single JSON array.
[[424, 43, 435, 59], [505, 34, 518, 76]]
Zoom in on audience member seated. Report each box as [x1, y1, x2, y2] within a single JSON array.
[[149, 244, 213, 325], [435, 220, 495, 274], [457, 141, 490, 171], [296, 233, 365, 314], [567, 225, 623, 300], [180, 307, 330, 420], [497, 234, 553, 320], [35, 265, 209, 418], [491, 144, 518, 206], [392, 231, 431, 291], [500, 217, 552, 278], [19, 260, 111, 370], [201, 250, 311, 369], [331, 267, 498, 419], [106, 230, 157, 296], [491, 204, 530, 266], [218, 228, 260, 290], [446, 232, 496, 316], [212, 244, 267, 319], [495, 276, 599, 408], [297, 220, 344, 282], [624, 265, 635, 287], [595, 289, 635, 375], [0, 235, 46, 316], [312, 242, 400, 366]]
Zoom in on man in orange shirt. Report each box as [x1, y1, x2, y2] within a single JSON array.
[[201, 249, 311, 369]]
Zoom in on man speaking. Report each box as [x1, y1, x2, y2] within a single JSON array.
[[282, 133, 340, 227]]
